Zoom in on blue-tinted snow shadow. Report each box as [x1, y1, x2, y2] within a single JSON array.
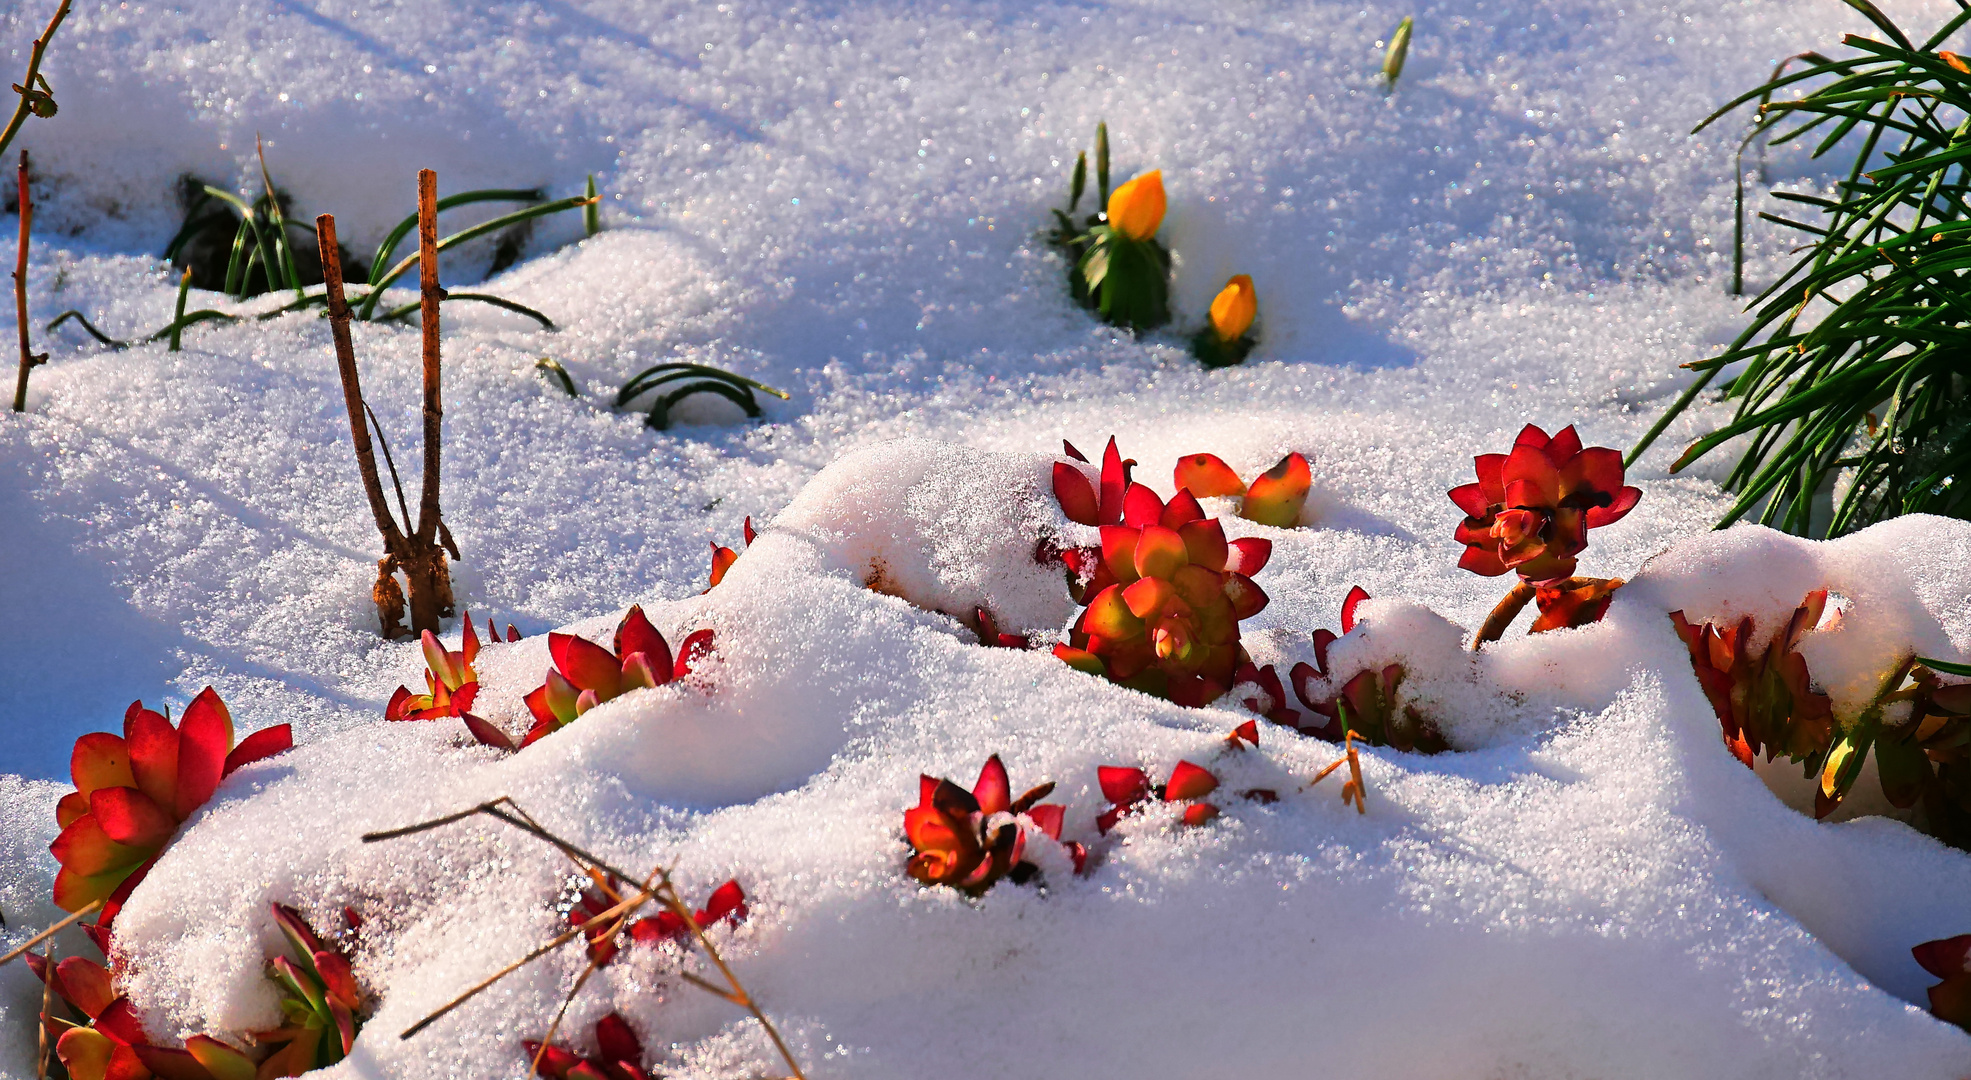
[[0, 482, 181, 779]]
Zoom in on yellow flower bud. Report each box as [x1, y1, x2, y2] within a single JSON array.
[[1106, 170, 1165, 241], [1209, 275, 1256, 342]]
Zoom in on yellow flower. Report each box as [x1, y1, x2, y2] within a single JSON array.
[[1106, 170, 1165, 241], [1209, 275, 1256, 342]]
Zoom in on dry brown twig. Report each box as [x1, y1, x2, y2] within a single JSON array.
[[36, 944, 53, 1079], [12, 149, 45, 412], [1308, 729, 1368, 814], [0, 898, 100, 967], [361, 798, 807, 1080], [316, 171, 458, 639]]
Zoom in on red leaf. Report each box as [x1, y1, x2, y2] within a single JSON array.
[[549, 633, 624, 698], [696, 879, 748, 927], [94, 997, 147, 1045], [594, 1013, 643, 1065], [174, 687, 233, 821], [1340, 586, 1370, 635], [1181, 802, 1220, 826], [1164, 760, 1219, 801], [122, 707, 179, 814], [614, 606, 673, 682], [1061, 439, 1088, 463], [1224, 537, 1271, 577], [463, 713, 517, 751], [55, 956, 115, 1019], [1025, 802, 1064, 840], [1052, 462, 1100, 526], [973, 755, 1011, 815], [70, 733, 135, 800], [1098, 766, 1150, 806], [90, 787, 175, 849], [1172, 452, 1246, 498], [1121, 483, 1165, 529], [675, 628, 715, 676], [222, 724, 292, 777]]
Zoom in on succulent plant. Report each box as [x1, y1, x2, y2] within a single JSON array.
[[565, 870, 747, 966], [1673, 592, 1971, 841], [1051, 438, 1273, 707], [521, 606, 714, 746], [705, 517, 756, 591], [52, 690, 291, 926], [524, 1012, 652, 1080], [253, 904, 367, 1077], [1095, 760, 1221, 832], [1172, 451, 1313, 528], [1450, 424, 1639, 583], [904, 755, 1083, 895], [1288, 587, 1448, 753], [1914, 933, 1971, 1032], [1233, 663, 1302, 728]]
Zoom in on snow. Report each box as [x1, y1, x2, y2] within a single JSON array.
[[4, 0, 1971, 1076]]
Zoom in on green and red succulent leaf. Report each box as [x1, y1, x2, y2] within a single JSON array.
[[521, 606, 716, 746], [1096, 760, 1220, 832]]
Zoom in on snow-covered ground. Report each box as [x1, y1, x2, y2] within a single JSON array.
[[3, 0, 1970, 1076]]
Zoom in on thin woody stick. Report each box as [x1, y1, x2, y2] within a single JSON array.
[[0, 899, 100, 967], [365, 799, 807, 1078], [317, 214, 405, 551], [36, 945, 52, 1079], [397, 882, 657, 1040], [0, 0, 71, 163], [12, 148, 44, 412], [414, 168, 443, 545]]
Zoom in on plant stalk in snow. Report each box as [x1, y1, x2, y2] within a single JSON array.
[[318, 198, 457, 640], [12, 150, 43, 412], [0, 0, 69, 163]]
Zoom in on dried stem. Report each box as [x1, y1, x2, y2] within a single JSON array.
[[319, 204, 453, 638], [1471, 580, 1537, 650], [415, 168, 444, 545], [364, 799, 807, 1079], [12, 149, 44, 412], [1308, 730, 1367, 813], [0, 0, 72, 163], [319, 214, 405, 552], [36, 945, 52, 1079], [0, 899, 100, 967]]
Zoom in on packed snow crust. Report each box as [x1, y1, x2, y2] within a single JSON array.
[[4, 0, 1971, 1077]]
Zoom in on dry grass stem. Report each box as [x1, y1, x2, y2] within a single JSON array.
[[363, 799, 807, 1079], [0, 899, 101, 967], [1472, 580, 1536, 650], [1308, 730, 1368, 814], [36, 944, 52, 1079]]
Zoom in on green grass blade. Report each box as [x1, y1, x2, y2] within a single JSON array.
[[368, 188, 547, 287]]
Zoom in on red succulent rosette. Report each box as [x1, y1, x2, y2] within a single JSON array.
[[1449, 424, 1640, 582]]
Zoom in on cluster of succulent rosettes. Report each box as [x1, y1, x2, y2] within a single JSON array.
[[1450, 424, 1640, 582], [1284, 588, 1447, 753], [1173, 450, 1313, 528], [30, 903, 364, 1080], [387, 613, 525, 750], [257, 903, 368, 1076], [904, 755, 1085, 895], [1096, 759, 1221, 831], [1452, 424, 1641, 642], [1673, 592, 1971, 838], [1056, 507, 1271, 703], [705, 516, 756, 591], [1915, 933, 1971, 1031], [568, 869, 748, 966], [53, 689, 292, 925], [525, 1012, 652, 1080], [1191, 275, 1259, 369], [522, 605, 714, 747]]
